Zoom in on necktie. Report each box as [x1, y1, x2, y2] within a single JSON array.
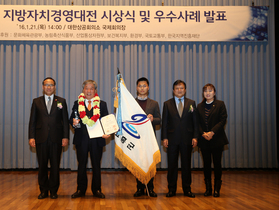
[[178, 99, 183, 117], [47, 96, 51, 114], [88, 100, 92, 111]]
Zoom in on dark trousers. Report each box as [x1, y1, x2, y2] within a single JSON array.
[[136, 177, 154, 191], [167, 142, 193, 193], [36, 137, 62, 194], [201, 145, 224, 181], [76, 138, 103, 194]]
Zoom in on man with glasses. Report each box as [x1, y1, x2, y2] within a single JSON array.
[[29, 77, 69, 199]]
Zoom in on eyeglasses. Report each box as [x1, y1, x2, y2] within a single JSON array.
[[44, 84, 55, 87]]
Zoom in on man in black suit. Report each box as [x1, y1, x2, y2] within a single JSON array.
[[70, 80, 110, 199], [161, 80, 199, 198], [133, 77, 161, 197], [29, 77, 69, 199]]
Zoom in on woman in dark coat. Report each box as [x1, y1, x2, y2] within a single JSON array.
[[196, 84, 229, 197]]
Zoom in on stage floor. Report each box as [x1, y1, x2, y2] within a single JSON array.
[[0, 170, 278, 210]]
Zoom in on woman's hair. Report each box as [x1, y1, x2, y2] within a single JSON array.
[[202, 83, 216, 103]]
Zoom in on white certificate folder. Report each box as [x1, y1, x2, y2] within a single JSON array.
[[86, 114, 119, 138]]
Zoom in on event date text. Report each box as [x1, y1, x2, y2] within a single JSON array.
[[17, 24, 66, 30]]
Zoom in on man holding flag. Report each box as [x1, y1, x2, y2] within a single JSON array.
[[114, 73, 161, 197], [133, 77, 161, 197]]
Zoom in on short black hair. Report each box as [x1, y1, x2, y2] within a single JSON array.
[[42, 77, 56, 85], [173, 80, 186, 90], [136, 77, 149, 86]]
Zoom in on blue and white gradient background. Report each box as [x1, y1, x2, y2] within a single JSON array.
[[233, 6, 268, 41]]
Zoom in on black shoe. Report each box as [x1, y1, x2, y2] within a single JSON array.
[[71, 190, 85, 198], [213, 180, 222, 197], [93, 190, 105, 198], [134, 189, 145, 197], [166, 191, 176, 197], [213, 190, 220, 197], [204, 179, 212, 196], [184, 191, 195, 198], [38, 192, 48, 199], [204, 190, 212, 196], [147, 190, 157, 197], [50, 193, 58, 199]]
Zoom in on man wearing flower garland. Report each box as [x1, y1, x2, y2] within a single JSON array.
[[70, 80, 110, 199], [28, 77, 69, 199]]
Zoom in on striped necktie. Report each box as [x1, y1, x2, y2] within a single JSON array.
[[47, 96, 51, 114]]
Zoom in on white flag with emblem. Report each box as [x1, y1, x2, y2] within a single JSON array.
[[114, 74, 161, 184]]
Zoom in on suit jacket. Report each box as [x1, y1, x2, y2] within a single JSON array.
[[69, 100, 109, 147], [161, 97, 199, 145], [135, 97, 161, 133], [196, 100, 229, 149], [28, 95, 69, 144]]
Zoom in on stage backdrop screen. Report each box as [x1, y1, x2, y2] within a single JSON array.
[[0, 5, 268, 41]]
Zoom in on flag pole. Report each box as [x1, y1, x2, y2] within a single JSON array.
[[116, 68, 122, 135], [145, 184, 150, 197]]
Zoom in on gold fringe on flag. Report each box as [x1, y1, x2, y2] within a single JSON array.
[[115, 144, 161, 184]]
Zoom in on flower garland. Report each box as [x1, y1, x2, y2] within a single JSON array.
[[78, 93, 100, 127]]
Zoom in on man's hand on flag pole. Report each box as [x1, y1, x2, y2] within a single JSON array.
[[147, 114, 153, 122]]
